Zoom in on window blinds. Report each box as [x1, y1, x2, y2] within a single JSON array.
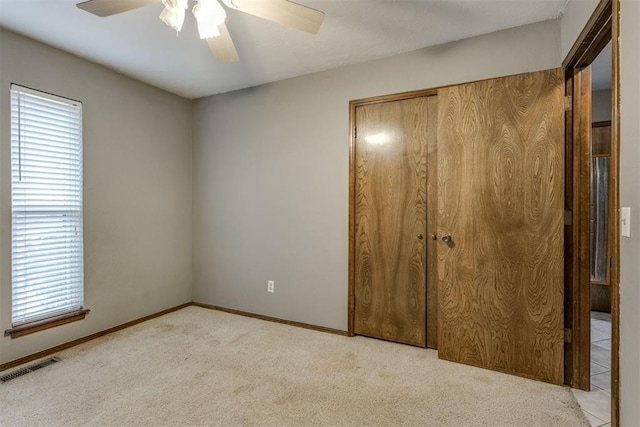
[[10, 85, 84, 326]]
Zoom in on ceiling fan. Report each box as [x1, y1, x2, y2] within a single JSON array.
[[76, 0, 325, 63]]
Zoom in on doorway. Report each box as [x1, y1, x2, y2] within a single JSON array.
[[563, 0, 620, 424], [574, 45, 616, 426]]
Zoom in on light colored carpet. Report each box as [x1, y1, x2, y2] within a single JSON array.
[[1, 306, 588, 426]]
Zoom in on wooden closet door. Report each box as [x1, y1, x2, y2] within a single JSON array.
[[436, 69, 565, 384], [354, 96, 436, 347]]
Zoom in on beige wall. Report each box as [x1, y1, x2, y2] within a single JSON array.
[[619, 1, 640, 423], [192, 19, 562, 331], [0, 29, 193, 364], [592, 88, 612, 122]]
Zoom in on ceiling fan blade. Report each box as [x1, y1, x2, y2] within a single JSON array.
[[226, 0, 324, 34], [206, 24, 240, 63], [76, 0, 161, 17]]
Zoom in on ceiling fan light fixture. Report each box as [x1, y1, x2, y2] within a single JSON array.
[[193, 0, 227, 39], [160, 0, 188, 32], [219, 0, 238, 10]]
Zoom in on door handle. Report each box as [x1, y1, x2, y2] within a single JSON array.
[[441, 234, 452, 243]]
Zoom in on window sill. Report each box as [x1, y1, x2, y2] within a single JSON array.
[[4, 309, 90, 339]]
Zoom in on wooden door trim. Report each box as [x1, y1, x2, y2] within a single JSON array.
[[593, 120, 612, 128], [610, 1, 620, 424], [350, 89, 438, 109], [348, 100, 356, 337], [563, 0, 612, 69], [565, 66, 593, 391], [563, 71, 575, 387], [563, 0, 619, 423]]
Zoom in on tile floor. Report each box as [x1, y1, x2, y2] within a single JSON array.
[[572, 311, 612, 427]]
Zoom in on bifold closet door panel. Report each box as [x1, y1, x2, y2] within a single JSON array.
[[354, 96, 433, 347]]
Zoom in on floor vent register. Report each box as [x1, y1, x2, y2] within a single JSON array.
[[0, 357, 61, 383]]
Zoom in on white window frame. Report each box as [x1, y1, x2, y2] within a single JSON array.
[[10, 84, 85, 328]]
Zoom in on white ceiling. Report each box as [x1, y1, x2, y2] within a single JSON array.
[[0, 0, 569, 99]]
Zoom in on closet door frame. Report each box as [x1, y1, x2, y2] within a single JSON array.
[[348, 88, 438, 347]]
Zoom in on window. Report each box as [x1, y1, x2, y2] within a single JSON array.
[[10, 85, 85, 330]]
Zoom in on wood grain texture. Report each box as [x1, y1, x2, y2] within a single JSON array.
[[563, 67, 593, 390], [573, 66, 594, 391], [76, 0, 159, 17], [562, 0, 612, 68], [436, 68, 565, 384], [5, 309, 90, 339], [590, 283, 611, 312], [350, 89, 438, 109], [348, 101, 357, 337], [425, 96, 439, 349], [610, 1, 619, 423], [563, 70, 575, 387], [354, 97, 429, 347], [206, 24, 240, 63], [592, 123, 612, 155]]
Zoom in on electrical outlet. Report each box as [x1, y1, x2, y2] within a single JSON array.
[[267, 280, 274, 293]]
